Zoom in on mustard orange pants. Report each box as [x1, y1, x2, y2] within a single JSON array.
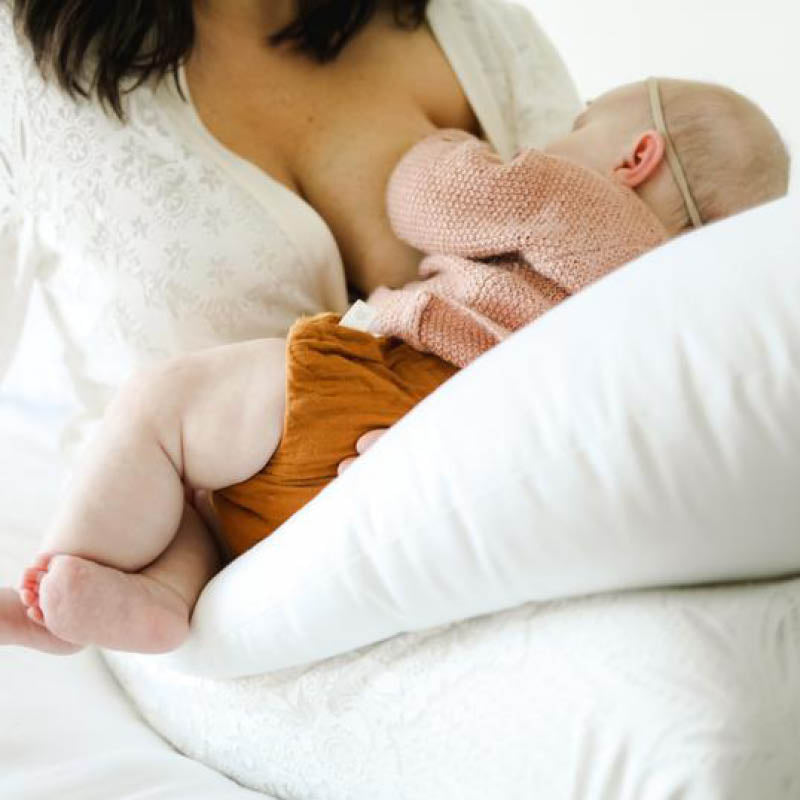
[[211, 313, 457, 558]]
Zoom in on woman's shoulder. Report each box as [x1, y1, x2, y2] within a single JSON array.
[[427, 0, 581, 154], [436, 0, 549, 35]]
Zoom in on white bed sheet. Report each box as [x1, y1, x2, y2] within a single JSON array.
[[0, 410, 264, 800], [106, 563, 800, 798]]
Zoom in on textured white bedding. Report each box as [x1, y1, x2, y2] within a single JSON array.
[[107, 578, 800, 799]]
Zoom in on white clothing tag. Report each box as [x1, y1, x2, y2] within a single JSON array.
[[339, 299, 378, 334]]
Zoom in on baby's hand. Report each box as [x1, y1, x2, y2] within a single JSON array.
[[337, 429, 388, 475]]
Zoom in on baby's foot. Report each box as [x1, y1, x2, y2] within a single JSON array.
[[24, 553, 190, 654], [0, 587, 82, 654]]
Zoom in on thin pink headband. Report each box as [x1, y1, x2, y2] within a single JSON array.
[[647, 77, 703, 228]]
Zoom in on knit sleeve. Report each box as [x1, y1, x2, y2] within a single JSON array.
[[387, 128, 581, 258], [369, 252, 565, 367], [0, 5, 33, 386]]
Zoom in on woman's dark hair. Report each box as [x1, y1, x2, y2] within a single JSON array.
[[11, 0, 429, 121]]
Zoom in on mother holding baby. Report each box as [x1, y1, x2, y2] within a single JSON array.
[[0, 0, 580, 646], [0, 0, 579, 423]]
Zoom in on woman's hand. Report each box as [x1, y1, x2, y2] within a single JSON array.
[[337, 429, 389, 475]]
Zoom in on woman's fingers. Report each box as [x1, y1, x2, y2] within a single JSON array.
[[355, 428, 388, 454], [337, 429, 389, 476], [337, 457, 358, 476]]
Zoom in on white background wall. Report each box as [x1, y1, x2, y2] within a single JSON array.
[[525, 0, 799, 164]]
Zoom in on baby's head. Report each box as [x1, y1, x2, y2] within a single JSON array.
[[545, 78, 790, 235]]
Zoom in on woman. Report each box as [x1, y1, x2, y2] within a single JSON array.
[[0, 0, 578, 560]]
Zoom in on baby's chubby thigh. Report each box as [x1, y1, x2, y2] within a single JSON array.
[[44, 338, 286, 558], [142, 337, 288, 490]]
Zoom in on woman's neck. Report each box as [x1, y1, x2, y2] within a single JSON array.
[[193, 0, 297, 40]]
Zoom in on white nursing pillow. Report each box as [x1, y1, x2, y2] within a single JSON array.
[[115, 191, 798, 680], [103, 193, 800, 797]]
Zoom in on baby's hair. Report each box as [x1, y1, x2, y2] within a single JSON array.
[[657, 79, 790, 230]]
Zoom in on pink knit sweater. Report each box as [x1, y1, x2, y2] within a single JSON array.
[[367, 129, 669, 367]]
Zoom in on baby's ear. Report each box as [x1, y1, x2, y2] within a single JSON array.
[[613, 130, 666, 188]]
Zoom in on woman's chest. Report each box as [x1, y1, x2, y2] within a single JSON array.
[[184, 19, 480, 293], [22, 83, 355, 372]]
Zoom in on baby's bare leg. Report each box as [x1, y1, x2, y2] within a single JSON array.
[[10, 338, 286, 653], [24, 503, 219, 653], [42, 337, 287, 568]]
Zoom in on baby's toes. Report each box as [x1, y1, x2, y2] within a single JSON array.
[[21, 553, 54, 586], [19, 566, 45, 603], [20, 567, 45, 594], [18, 553, 55, 616]]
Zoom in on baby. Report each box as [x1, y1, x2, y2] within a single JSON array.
[[0, 77, 789, 657]]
